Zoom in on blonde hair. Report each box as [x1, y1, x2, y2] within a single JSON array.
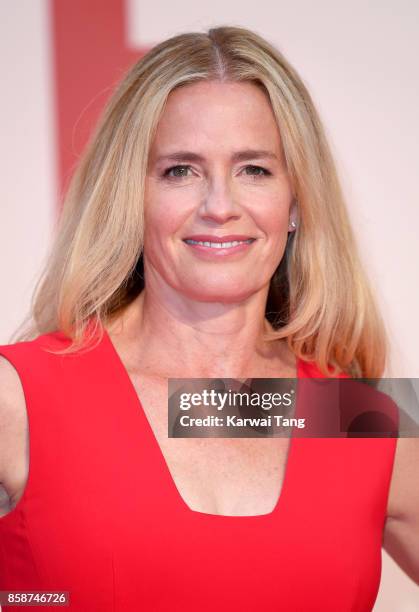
[[12, 25, 388, 378]]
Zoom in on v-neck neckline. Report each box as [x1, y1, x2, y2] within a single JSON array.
[[101, 324, 304, 520]]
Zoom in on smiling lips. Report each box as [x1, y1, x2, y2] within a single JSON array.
[[183, 234, 256, 249], [182, 234, 257, 257]]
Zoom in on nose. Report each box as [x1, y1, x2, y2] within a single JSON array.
[[199, 174, 241, 223]]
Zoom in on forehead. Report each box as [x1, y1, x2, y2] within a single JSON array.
[[150, 81, 282, 154]]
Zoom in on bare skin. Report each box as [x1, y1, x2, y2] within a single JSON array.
[[0, 80, 418, 583]]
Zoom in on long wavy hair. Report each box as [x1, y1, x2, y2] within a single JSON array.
[[11, 25, 389, 378]]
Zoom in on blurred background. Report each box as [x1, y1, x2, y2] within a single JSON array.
[[0, 1, 418, 609]]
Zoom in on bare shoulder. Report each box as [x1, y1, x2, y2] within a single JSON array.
[[384, 437, 419, 584], [0, 355, 28, 483], [386, 437, 419, 520], [0, 354, 27, 414]]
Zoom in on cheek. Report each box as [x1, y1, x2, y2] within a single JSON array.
[[253, 199, 290, 233], [144, 196, 179, 242], [144, 180, 193, 230], [243, 179, 292, 225], [143, 205, 187, 266]]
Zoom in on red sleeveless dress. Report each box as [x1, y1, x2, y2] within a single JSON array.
[[0, 328, 397, 611]]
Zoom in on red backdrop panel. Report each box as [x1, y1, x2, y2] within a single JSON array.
[[51, 0, 148, 215]]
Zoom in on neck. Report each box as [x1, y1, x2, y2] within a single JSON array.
[[105, 287, 295, 379]]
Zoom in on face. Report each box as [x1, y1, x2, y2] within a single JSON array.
[[144, 80, 297, 302]]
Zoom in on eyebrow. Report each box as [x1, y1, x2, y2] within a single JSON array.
[[154, 149, 279, 164]]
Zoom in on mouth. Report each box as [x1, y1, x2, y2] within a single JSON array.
[[181, 236, 257, 258], [183, 238, 256, 249]]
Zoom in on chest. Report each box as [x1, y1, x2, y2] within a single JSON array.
[[129, 374, 292, 516]]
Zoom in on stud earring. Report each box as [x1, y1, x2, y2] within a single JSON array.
[[291, 221, 296, 228]]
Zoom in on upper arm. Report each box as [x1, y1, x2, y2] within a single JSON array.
[[383, 437, 419, 585], [0, 354, 28, 487]]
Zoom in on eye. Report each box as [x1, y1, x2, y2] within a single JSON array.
[[242, 165, 272, 178], [161, 164, 272, 180], [162, 165, 194, 179]]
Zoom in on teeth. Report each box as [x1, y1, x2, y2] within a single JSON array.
[[185, 239, 254, 248]]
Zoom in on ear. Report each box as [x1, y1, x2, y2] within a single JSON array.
[[288, 198, 298, 232]]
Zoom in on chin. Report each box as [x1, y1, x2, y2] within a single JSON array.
[[179, 284, 255, 303]]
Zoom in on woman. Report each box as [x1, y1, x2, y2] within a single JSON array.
[[0, 25, 417, 611]]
